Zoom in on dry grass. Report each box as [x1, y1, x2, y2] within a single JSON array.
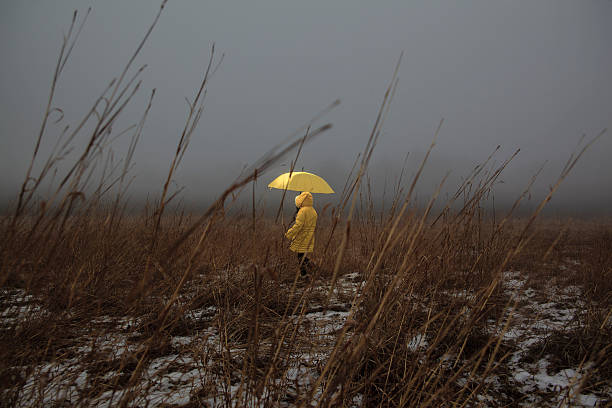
[[1, 210, 611, 407]]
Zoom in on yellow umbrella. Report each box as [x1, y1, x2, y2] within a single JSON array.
[[268, 171, 335, 194]]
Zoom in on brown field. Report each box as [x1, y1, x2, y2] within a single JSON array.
[[1, 203, 611, 407]]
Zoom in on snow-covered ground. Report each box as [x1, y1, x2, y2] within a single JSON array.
[[1, 272, 359, 407], [2, 265, 610, 407], [495, 269, 611, 407]]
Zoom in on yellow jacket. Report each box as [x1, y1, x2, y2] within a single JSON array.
[[285, 192, 317, 253]]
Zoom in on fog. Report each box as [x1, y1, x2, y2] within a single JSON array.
[[1, 0, 611, 216]]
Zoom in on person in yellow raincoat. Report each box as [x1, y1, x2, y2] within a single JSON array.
[[285, 191, 317, 276]]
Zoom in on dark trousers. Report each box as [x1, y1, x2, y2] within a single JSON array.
[[297, 253, 310, 276]]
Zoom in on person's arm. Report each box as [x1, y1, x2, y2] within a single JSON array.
[[285, 209, 305, 240]]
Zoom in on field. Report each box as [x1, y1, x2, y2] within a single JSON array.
[[1, 206, 611, 407], [1, 5, 611, 406]]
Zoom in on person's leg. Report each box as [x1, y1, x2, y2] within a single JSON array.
[[297, 253, 308, 276]]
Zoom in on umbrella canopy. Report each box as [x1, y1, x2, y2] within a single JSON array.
[[268, 171, 335, 194]]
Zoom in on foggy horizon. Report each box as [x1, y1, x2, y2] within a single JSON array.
[[2, 0, 611, 217]]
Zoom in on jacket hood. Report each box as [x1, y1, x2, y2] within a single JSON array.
[[295, 191, 313, 208]]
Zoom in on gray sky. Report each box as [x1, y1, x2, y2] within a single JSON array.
[[1, 0, 611, 216]]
